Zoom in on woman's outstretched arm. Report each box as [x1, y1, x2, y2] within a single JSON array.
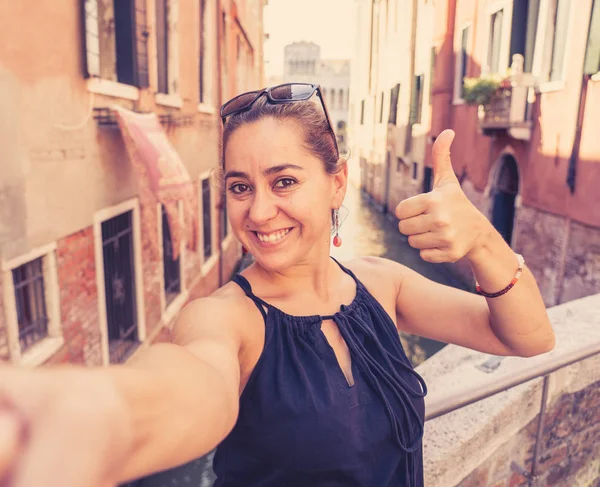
[[0, 295, 242, 487]]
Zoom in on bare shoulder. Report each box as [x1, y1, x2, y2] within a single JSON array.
[[171, 280, 258, 348], [341, 256, 407, 319], [342, 255, 406, 288]]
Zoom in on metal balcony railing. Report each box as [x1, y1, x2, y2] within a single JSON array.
[[424, 342, 600, 486]]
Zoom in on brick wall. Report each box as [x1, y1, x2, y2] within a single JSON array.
[[560, 221, 600, 304], [46, 227, 102, 366], [457, 380, 600, 487]]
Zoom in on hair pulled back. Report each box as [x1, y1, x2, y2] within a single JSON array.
[[221, 95, 345, 175]]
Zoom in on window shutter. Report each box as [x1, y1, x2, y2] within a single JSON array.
[[81, 0, 100, 78], [584, 0, 600, 75], [388, 83, 400, 125], [409, 76, 419, 125], [134, 0, 150, 88]]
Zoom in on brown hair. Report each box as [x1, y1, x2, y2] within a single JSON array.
[[221, 96, 345, 175]]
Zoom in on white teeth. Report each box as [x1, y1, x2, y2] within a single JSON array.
[[257, 228, 291, 243]]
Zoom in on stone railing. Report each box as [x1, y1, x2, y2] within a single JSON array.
[[417, 293, 600, 486]]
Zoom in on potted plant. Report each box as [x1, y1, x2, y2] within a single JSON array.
[[462, 74, 505, 106]]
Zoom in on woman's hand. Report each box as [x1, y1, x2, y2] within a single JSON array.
[[395, 129, 492, 263], [0, 366, 132, 487]]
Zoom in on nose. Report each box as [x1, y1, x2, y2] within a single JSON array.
[[248, 188, 278, 226]]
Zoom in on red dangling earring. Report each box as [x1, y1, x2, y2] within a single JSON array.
[[333, 208, 342, 247]]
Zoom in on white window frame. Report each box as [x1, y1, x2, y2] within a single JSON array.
[[198, 172, 219, 276], [84, 0, 141, 101], [483, 2, 513, 76], [93, 198, 147, 366], [453, 22, 472, 104], [532, 0, 574, 93], [2, 243, 63, 367], [154, 0, 183, 108], [158, 200, 188, 325]]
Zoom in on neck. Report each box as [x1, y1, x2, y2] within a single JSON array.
[[252, 243, 340, 300]]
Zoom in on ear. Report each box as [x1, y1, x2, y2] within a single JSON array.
[[331, 160, 348, 208]]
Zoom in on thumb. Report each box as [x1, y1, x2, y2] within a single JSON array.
[[432, 129, 457, 187]]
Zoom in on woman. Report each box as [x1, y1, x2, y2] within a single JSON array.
[[0, 83, 554, 487]]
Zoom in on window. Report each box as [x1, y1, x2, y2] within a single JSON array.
[[430, 46, 437, 99], [12, 258, 49, 352], [487, 10, 504, 74], [389, 83, 400, 125], [3, 244, 64, 365], [339, 89, 344, 110], [584, 0, 600, 75], [423, 166, 434, 193], [199, 0, 207, 102], [409, 74, 424, 125], [161, 205, 181, 306], [202, 178, 213, 261], [379, 91, 384, 123], [331, 89, 337, 109], [82, 0, 149, 87], [406, 75, 423, 154], [455, 26, 470, 100], [523, 0, 541, 73], [545, 0, 571, 82], [412, 162, 419, 181], [360, 100, 365, 125], [101, 210, 140, 363], [156, 0, 169, 93], [222, 202, 229, 240]]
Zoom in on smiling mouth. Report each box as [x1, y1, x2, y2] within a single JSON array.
[[253, 228, 293, 244]]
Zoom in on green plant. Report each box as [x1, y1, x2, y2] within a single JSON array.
[[462, 75, 502, 106]]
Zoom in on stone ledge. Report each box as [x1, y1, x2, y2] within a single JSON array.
[[416, 293, 600, 487]]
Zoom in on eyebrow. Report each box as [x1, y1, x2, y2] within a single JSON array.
[[224, 164, 304, 180]]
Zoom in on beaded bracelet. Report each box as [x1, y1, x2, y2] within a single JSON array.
[[476, 253, 525, 298]]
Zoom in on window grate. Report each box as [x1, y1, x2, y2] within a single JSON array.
[[102, 211, 139, 363], [12, 258, 49, 352]]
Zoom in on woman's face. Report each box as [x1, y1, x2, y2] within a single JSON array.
[[224, 117, 346, 271]]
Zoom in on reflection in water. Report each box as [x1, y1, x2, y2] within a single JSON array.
[[332, 184, 472, 366]]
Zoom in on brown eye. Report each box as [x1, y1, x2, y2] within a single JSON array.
[[274, 178, 297, 189], [230, 183, 250, 194]]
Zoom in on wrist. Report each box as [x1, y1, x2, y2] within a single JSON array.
[[466, 222, 504, 266]]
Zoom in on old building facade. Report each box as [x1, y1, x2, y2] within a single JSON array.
[[281, 41, 351, 153], [0, 0, 266, 367], [349, 0, 600, 306]]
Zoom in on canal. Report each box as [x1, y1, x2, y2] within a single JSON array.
[[129, 184, 472, 487]]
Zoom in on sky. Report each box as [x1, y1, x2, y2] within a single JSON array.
[[263, 0, 357, 78]]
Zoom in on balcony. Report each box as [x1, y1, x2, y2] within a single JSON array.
[[476, 55, 537, 141]]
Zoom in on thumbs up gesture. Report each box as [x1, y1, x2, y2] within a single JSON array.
[[395, 130, 490, 263]]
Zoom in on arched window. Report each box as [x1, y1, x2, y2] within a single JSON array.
[[330, 89, 336, 109], [339, 89, 344, 109]]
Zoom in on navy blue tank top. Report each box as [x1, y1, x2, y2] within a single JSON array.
[[213, 258, 427, 487]]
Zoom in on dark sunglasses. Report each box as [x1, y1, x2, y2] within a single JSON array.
[[220, 83, 339, 156]]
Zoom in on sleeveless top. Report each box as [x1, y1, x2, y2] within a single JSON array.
[[213, 257, 428, 487]]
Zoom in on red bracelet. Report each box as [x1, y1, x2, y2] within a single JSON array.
[[476, 253, 525, 298]]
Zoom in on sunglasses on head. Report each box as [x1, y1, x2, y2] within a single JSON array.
[[220, 83, 339, 157]]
